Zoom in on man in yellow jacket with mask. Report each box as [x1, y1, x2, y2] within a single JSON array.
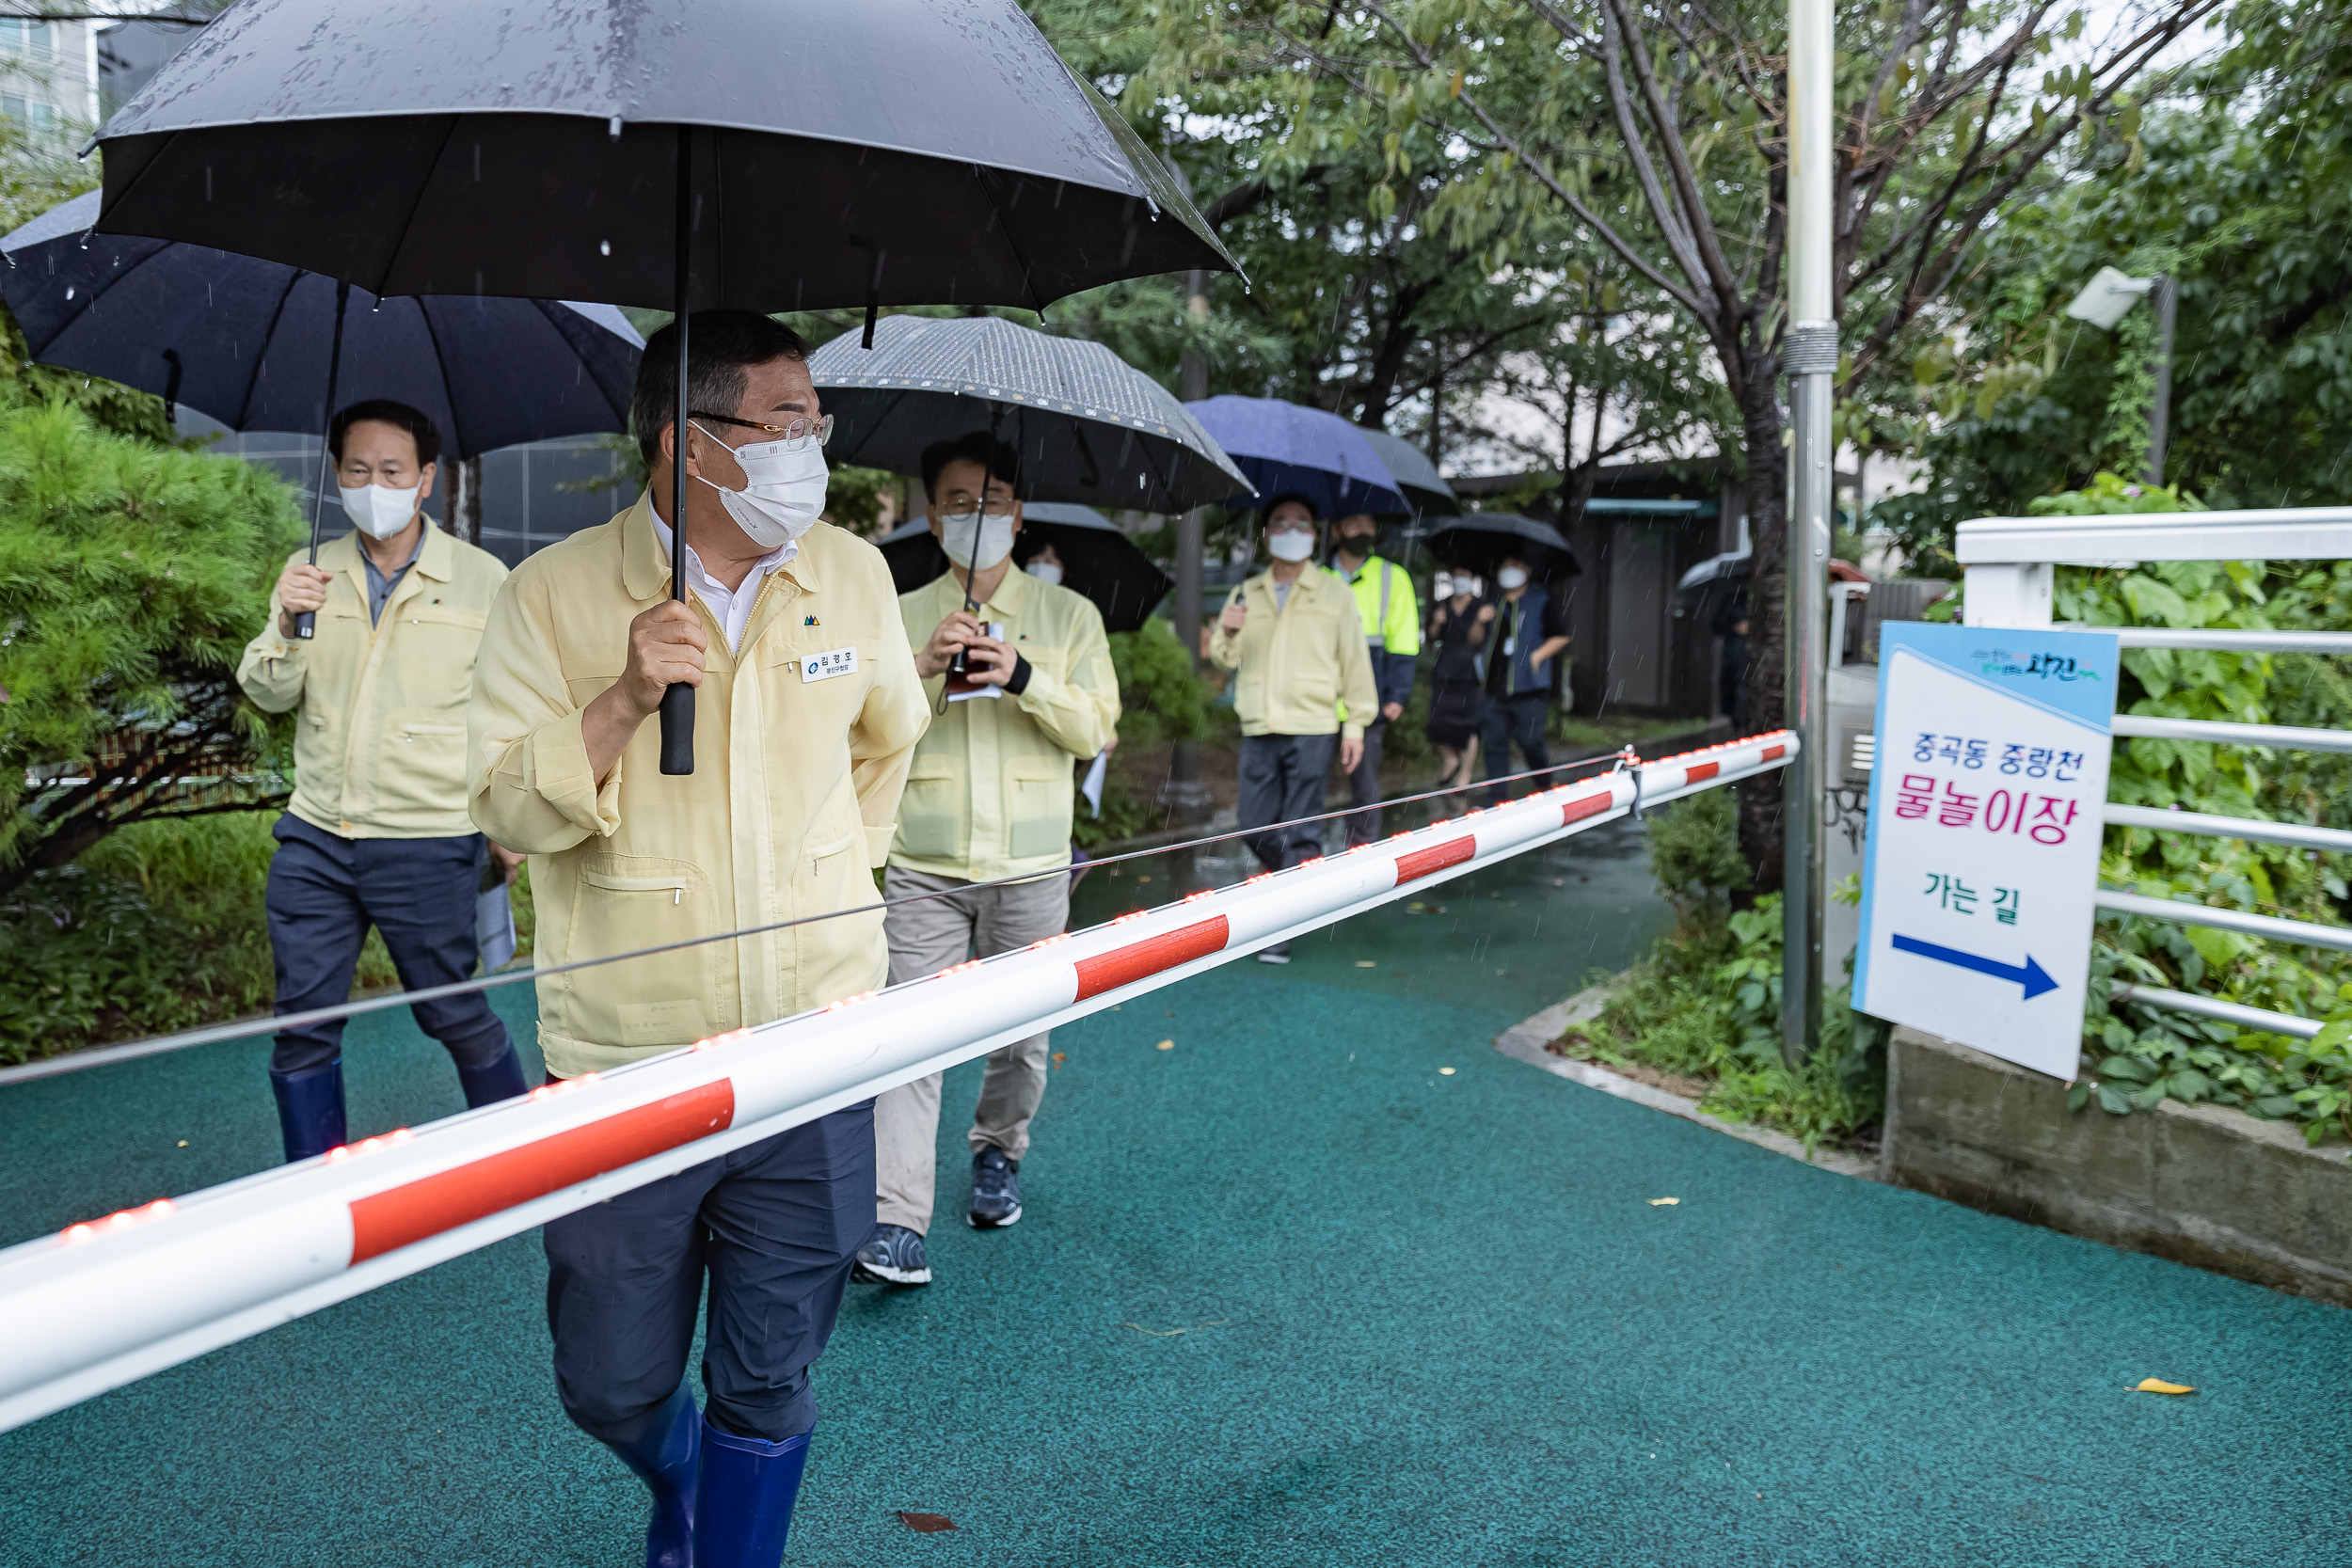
[[852, 433, 1120, 1290], [469, 311, 928, 1567], [237, 398, 525, 1164]]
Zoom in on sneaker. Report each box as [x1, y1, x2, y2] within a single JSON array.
[[851, 1223, 930, 1286], [1256, 942, 1292, 965], [968, 1146, 1024, 1229]]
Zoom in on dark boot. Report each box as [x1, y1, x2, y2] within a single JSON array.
[[694, 1418, 812, 1568], [453, 1036, 528, 1108], [601, 1382, 700, 1568], [269, 1058, 347, 1163]]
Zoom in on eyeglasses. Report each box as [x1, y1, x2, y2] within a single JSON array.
[[937, 502, 1017, 525], [690, 410, 834, 450]]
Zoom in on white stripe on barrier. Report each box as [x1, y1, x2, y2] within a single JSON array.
[[0, 733, 1792, 1433]]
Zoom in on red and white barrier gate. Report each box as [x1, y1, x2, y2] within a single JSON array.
[[0, 733, 1792, 1432]]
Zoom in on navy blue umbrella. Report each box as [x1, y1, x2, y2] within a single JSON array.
[[0, 191, 643, 460], [1183, 395, 1408, 518]]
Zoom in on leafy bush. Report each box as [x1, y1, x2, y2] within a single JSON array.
[[1566, 795, 1883, 1152], [0, 398, 303, 895], [1107, 616, 1221, 745]]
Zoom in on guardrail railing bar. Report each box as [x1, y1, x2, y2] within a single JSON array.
[[2106, 980, 2323, 1042], [2083, 626, 2352, 655], [2101, 803, 2352, 856], [2094, 888, 2352, 956], [2109, 714, 2352, 754]]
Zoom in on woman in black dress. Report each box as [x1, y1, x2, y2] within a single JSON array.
[[1424, 574, 1494, 789]]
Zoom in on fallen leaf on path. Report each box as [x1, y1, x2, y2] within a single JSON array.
[[1438, 1067, 1456, 1075], [2136, 1378, 2196, 1395], [1356, 959, 1377, 968], [1649, 1197, 1680, 1207], [1156, 1039, 1174, 1051], [896, 1512, 958, 1533]]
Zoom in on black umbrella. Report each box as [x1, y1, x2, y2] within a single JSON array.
[[94, 0, 1237, 772], [807, 314, 1247, 514], [878, 502, 1172, 635], [1, 191, 641, 459], [1426, 512, 1582, 584], [1356, 427, 1458, 517]]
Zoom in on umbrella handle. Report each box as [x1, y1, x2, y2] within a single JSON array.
[[659, 683, 694, 774], [295, 278, 353, 641]]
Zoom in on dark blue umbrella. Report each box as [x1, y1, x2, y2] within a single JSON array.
[[0, 191, 643, 459], [1183, 395, 1408, 518]]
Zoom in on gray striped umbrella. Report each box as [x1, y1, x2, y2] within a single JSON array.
[[809, 313, 1249, 514]]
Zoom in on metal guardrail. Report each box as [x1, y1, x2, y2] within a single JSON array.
[[2101, 803, 2352, 855], [2094, 889, 2352, 955], [2107, 980, 2323, 1042], [1955, 506, 2352, 564], [2099, 626, 2352, 656], [2110, 714, 2352, 753], [0, 734, 1796, 1435]]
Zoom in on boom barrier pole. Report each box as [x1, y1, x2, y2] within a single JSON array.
[[0, 733, 1793, 1433]]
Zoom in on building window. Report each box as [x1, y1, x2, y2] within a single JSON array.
[[0, 20, 53, 58], [0, 96, 57, 135]]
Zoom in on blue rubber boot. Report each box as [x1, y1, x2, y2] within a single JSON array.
[[602, 1382, 700, 1568], [453, 1037, 529, 1109], [269, 1058, 348, 1164], [694, 1418, 813, 1568]]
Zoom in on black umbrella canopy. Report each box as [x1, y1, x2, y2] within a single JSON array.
[[1356, 427, 1457, 517], [91, 0, 1238, 312], [1426, 512, 1582, 584], [807, 314, 1248, 513], [0, 192, 641, 459]]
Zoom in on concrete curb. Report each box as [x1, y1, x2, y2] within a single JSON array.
[[1494, 976, 1882, 1181]]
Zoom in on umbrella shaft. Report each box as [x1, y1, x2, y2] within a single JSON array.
[[296, 278, 352, 641], [660, 125, 696, 773]]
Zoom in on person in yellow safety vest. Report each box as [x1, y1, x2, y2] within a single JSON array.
[[1327, 513, 1421, 846], [854, 430, 1120, 1291], [468, 310, 930, 1566]]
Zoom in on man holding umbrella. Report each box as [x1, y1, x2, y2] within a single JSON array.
[[855, 431, 1120, 1289], [1327, 512, 1420, 846], [1481, 551, 1573, 803], [237, 398, 527, 1163], [1209, 496, 1377, 964], [469, 311, 929, 1564]]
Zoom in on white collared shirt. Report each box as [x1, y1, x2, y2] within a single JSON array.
[[649, 512, 795, 653]]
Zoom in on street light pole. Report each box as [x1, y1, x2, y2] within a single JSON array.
[[2146, 275, 2176, 487], [1781, 0, 1834, 1064]]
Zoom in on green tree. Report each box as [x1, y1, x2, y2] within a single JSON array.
[[0, 399, 301, 895]]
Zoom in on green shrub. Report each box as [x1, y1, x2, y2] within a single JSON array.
[[1108, 617, 1221, 745]]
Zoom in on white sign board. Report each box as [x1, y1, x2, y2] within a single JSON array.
[[1854, 623, 2118, 1080]]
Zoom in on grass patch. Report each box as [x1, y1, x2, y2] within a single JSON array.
[[1548, 788, 1884, 1153]]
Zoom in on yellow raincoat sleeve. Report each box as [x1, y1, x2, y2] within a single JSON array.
[[1205, 585, 1246, 672], [468, 564, 624, 853], [234, 556, 309, 715], [1011, 599, 1120, 759], [1335, 596, 1378, 744], [848, 578, 931, 867]]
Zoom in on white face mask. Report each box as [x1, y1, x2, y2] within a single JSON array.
[[939, 509, 1017, 571], [1267, 528, 1317, 563], [1025, 560, 1064, 587], [691, 420, 828, 551], [340, 483, 421, 540], [1498, 566, 1530, 591]]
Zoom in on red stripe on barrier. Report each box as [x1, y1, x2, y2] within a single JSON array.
[[1760, 744, 1784, 761], [1562, 791, 1614, 826], [1073, 916, 1230, 1002], [347, 1081, 737, 1264], [1685, 760, 1720, 783], [1393, 834, 1475, 886]]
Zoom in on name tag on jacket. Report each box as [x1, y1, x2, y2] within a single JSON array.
[[803, 646, 859, 682]]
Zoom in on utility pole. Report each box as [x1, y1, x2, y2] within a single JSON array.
[[1159, 269, 1215, 824], [1780, 0, 1834, 1065], [2146, 275, 2176, 487]]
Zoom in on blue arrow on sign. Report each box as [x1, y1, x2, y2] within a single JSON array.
[[1890, 934, 2059, 1000]]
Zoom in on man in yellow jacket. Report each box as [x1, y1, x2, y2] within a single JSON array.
[[236, 398, 525, 1164], [1327, 512, 1422, 847], [469, 312, 928, 1565], [1207, 494, 1378, 964], [852, 433, 1120, 1290]]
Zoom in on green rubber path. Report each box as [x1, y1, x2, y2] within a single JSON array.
[[3, 818, 2347, 1564]]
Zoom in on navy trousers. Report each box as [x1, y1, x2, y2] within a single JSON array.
[[545, 1102, 877, 1445], [262, 815, 510, 1074], [1481, 692, 1553, 803], [1237, 732, 1337, 873]]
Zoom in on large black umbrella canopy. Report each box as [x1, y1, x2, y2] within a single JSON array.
[[1356, 427, 1458, 517], [878, 502, 1172, 634], [89, 0, 1237, 312], [807, 314, 1248, 514], [92, 0, 1237, 774], [1426, 512, 1582, 585], [0, 191, 641, 459]]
